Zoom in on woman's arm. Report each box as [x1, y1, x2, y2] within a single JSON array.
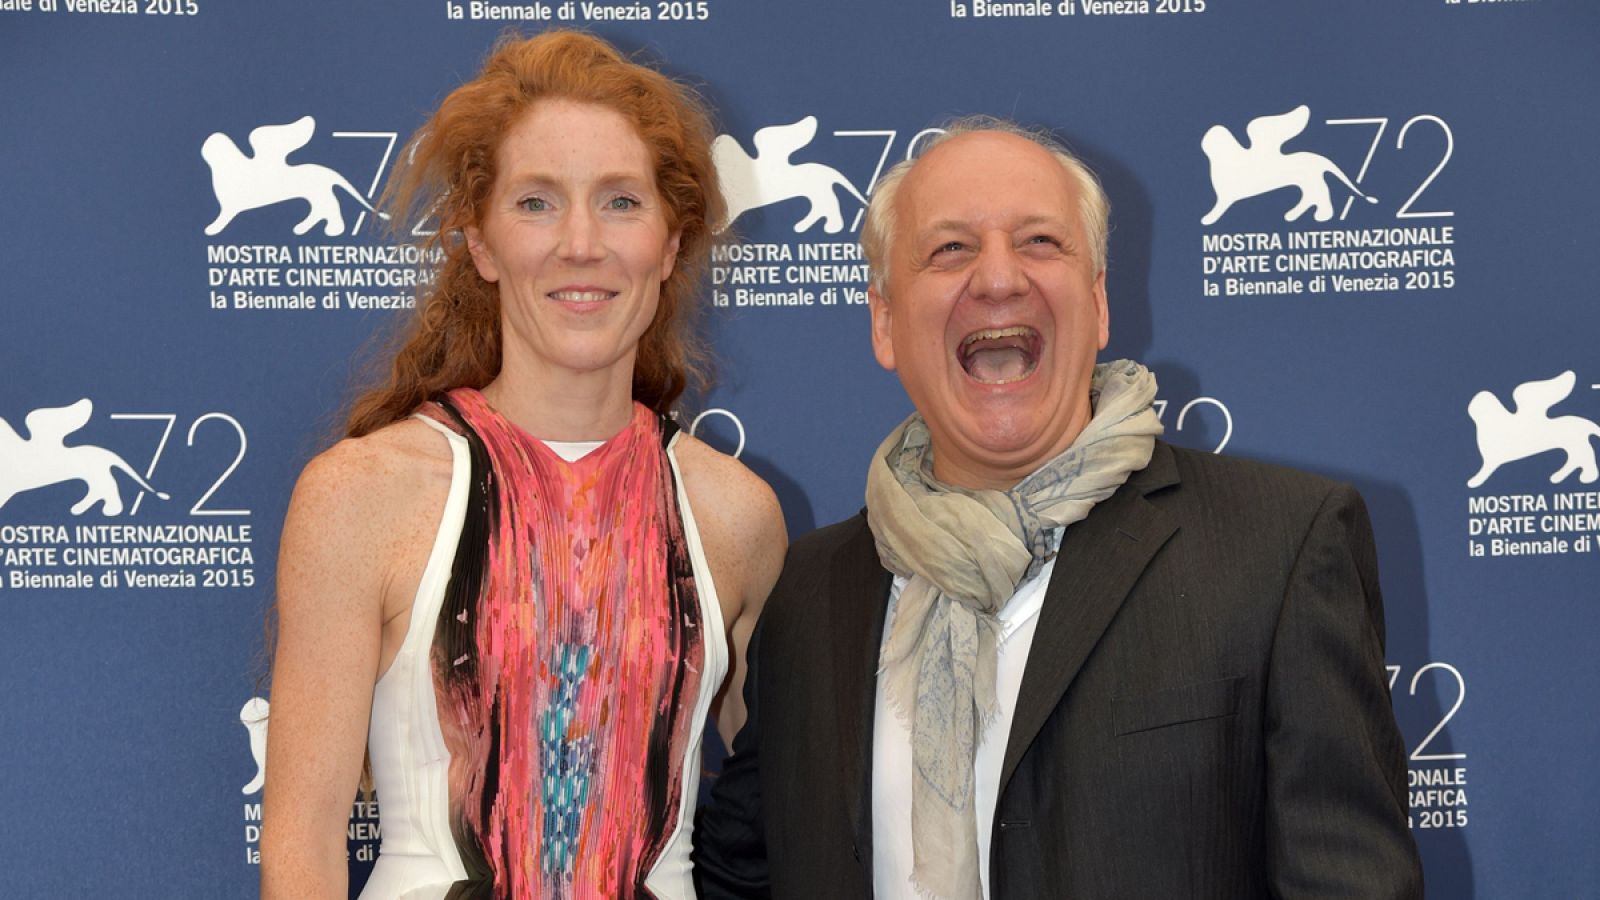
[[259, 440, 406, 899]]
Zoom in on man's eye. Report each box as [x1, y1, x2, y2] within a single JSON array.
[[1026, 234, 1061, 247], [934, 241, 966, 256]]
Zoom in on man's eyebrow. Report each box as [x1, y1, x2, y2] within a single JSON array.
[[916, 219, 971, 236], [920, 214, 1069, 233], [1016, 214, 1069, 228]]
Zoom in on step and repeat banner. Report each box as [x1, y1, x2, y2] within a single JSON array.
[[1, 2, 1596, 897]]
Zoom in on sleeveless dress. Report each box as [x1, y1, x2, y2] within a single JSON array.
[[360, 389, 728, 900]]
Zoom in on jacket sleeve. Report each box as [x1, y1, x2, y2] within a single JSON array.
[[693, 614, 773, 899], [1264, 483, 1424, 898]]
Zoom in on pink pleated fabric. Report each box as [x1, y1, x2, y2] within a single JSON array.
[[423, 388, 705, 900]]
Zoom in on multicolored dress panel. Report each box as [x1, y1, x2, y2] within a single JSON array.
[[422, 388, 707, 899]]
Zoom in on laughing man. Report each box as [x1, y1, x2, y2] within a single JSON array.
[[694, 117, 1423, 900]]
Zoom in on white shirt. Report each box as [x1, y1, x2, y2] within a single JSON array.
[[870, 531, 1061, 900], [540, 438, 603, 461]]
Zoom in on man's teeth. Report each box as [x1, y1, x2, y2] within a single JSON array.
[[550, 290, 614, 302], [960, 325, 1034, 349]]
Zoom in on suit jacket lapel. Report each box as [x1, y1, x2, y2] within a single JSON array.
[[998, 442, 1181, 793], [829, 513, 892, 872]]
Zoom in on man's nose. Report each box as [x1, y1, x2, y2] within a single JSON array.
[[557, 206, 604, 262], [969, 238, 1028, 302]]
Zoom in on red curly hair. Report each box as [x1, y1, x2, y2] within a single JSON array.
[[345, 30, 724, 437]]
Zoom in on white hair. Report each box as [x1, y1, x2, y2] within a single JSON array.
[[860, 115, 1110, 295]]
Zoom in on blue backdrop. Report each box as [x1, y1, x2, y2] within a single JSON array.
[[2, 1, 1597, 896]]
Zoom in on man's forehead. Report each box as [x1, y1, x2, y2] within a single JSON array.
[[899, 134, 1080, 235]]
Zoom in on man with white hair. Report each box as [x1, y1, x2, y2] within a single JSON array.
[[695, 118, 1422, 900]]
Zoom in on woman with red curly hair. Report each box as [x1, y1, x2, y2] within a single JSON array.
[[261, 31, 785, 899]]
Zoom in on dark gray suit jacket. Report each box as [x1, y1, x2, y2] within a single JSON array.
[[695, 441, 1423, 899]]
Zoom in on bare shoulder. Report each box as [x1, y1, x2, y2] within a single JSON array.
[[280, 418, 455, 600], [672, 432, 785, 550], [289, 419, 452, 532], [671, 432, 787, 614]]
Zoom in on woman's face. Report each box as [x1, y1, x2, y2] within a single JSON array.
[[466, 99, 679, 386]]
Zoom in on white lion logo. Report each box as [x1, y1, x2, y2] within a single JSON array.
[[201, 116, 388, 236], [713, 116, 868, 234], [0, 399, 170, 516], [1467, 371, 1600, 488], [1200, 105, 1378, 226], [241, 697, 270, 795]]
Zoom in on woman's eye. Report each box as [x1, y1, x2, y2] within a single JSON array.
[[518, 197, 548, 212], [607, 195, 641, 210]]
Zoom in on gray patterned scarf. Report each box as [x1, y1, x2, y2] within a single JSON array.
[[864, 360, 1162, 899]]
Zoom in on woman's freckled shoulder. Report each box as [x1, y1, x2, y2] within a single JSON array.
[[671, 431, 787, 553], [307, 418, 450, 490], [287, 419, 456, 548], [671, 431, 787, 641], [668, 425, 787, 589]]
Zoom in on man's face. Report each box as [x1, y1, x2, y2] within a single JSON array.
[[869, 131, 1108, 490]]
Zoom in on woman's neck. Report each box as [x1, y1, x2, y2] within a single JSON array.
[[480, 357, 636, 442]]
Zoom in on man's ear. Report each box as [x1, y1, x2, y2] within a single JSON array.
[[1094, 269, 1110, 350], [868, 286, 896, 371], [464, 225, 500, 283]]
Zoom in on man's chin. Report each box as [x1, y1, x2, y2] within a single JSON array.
[[928, 427, 1066, 489]]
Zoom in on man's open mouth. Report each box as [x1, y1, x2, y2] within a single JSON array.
[[957, 326, 1041, 384]]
